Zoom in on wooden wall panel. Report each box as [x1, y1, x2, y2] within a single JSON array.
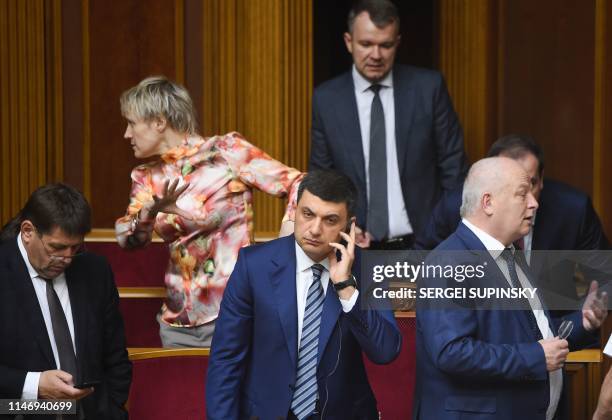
[[87, 0, 179, 227], [174, 0, 184, 84], [201, 0, 312, 237], [499, 0, 596, 197], [1, 0, 311, 237], [282, 0, 312, 173], [202, 0, 238, 135], [595, 0, 612, 237], [564, 350, 603, 419], [437, 0, 611, 239], [61, 0, 84, 191], [238, 0, 312, 237], [184, 0, 203, 132], [44, 0, 64, 183], [54, 0, 311, 237], [238, 0, 283, 236], [0, 0, 48, 225], [0, 0, 10, 223], [438, 0, 497, 163]]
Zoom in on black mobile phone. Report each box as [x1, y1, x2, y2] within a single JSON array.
[[74, 380, 100, 389], [336, 222, 352, 261]]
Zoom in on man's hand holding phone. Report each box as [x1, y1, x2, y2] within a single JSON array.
[[38, 370, 94, 400], [328, 220, 357, 300]]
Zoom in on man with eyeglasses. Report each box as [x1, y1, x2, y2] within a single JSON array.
[[0, 183, 132, 419]]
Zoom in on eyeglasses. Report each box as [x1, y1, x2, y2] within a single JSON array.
[[35, 230, 86, 261]]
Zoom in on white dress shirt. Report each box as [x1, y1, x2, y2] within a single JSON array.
[[17, 234, 76, 400], [522, 212, 536, 264], [352, 66, 413, 237], [462, 219, 561, 420], [294, 242, 358, 348]]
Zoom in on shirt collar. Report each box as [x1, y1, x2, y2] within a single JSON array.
[[17, 234, 43, 280], [160, 135, 205, 164], [352, 65, 393, 93], [295, 241, 330, 274], [461, 218, 508, 260]]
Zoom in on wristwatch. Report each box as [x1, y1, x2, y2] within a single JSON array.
[[333, 275, 357, 291]]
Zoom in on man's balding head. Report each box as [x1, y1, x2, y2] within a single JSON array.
[[461, 157, 538, 246]]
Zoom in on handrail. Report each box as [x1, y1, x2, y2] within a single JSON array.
[[85, 228, 275, 243], [119, 287, 166, 298], [566, 349, 602, 363], [126, 346, 599, 364], [128, 347, 210, 361]]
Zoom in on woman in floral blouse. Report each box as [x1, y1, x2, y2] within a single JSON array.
[[115, 76, 303, 347]]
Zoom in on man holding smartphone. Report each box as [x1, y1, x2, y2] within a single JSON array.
[[0, 183, 132, 419], [206, 170, 401, 420]]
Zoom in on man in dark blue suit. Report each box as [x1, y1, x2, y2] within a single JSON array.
[[309, 0, 468, 250], [417, 134, 609, 251], [414, 157, 608, 419], [206, 170, 401, 420]]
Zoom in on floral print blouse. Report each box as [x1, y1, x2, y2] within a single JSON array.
[[115, 132, 303, 327]]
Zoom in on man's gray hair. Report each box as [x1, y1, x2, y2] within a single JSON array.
[[120, 76, 197, 135], [460, 158, 511, 218]]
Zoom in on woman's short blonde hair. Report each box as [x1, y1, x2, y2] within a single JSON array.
[[120, 76, 197, 134]]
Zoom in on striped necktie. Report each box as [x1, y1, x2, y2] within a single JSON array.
[[290, 264, 325, 419]]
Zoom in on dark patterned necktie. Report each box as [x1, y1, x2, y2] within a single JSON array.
[[500, 249, 542, 340], [367, 84, 388, 241], [42, 278, 78, 378]]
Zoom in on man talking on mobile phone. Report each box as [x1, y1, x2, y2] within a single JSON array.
[[0, 184, 132, 419], [206, 170, 401, 420]]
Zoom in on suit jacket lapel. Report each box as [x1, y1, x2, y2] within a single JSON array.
[[268, 236, 346, 367], [515, 254, 557, 336], [455, 224, 538, 339], [317, 281, 342, 365], [5, 241, 56, 367], [393, 68, 414, 179], [335, 73, 366, 188], [65, 263, 88, 379], [270, 236, 299, 368]]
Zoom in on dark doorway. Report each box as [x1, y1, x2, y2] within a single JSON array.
[[313, 0, 436, 87]]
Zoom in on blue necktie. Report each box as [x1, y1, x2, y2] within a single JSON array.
[[291, 264, 325, 419]]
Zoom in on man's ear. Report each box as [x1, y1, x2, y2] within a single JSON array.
[[481, 192, 494, 216], [343, 32, 353, 54], [20, 220, 35, 243], [539, 170, 544, 190]]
